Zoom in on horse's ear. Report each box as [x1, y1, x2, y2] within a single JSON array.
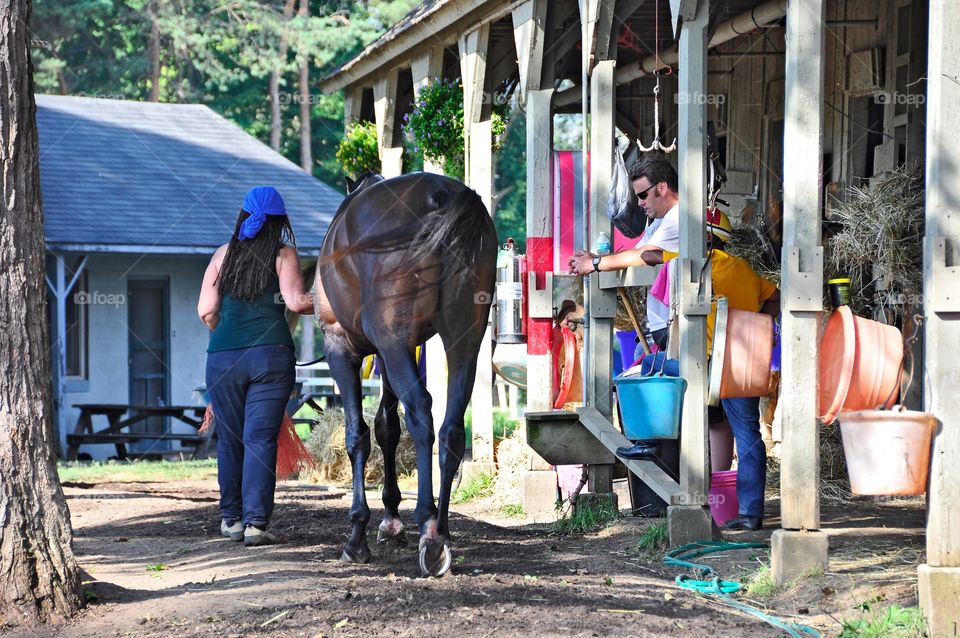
[[344, 176, 356, 193]]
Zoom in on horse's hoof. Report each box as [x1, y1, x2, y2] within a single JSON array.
[[339, 546, 371, 564], [418, 536, 452, 577], [377, 528, 407, 545]]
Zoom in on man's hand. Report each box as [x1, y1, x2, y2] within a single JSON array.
[[568, 250, 597, 277]]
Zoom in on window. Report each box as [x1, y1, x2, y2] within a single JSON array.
[[65, 271, 88, 379]]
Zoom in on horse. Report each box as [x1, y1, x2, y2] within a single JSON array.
[[314, 172, 497, 576]]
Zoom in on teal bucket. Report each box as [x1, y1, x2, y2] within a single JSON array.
[[615, 374, 686, 440]]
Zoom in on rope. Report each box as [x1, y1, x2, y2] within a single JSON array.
[[663, 541, 822, 638]]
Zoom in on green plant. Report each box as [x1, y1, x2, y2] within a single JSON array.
[[636, 521, 668, 555], [335, 120, 380, 178], [58, 459, 218, 483], [492, 409, 520, 440], [551, 500, 619, 534], [403, 79, 508, 180], [839, 604, 926, 637], [500, 503, 525, 518], [745, 564, 777, 598], [451, 472, 494, 504]]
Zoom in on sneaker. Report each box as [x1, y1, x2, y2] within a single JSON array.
[[243, 525, 285, 547], [221, 519, 244, 541]]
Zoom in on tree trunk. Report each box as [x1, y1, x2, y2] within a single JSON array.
[[298, 0, 312, 171], [0, 0, 84, 626], [148, 0, 161, 101], [269, 0, 297, 151]]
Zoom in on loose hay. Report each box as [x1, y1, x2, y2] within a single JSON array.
[[303, 407, 416, 485], [491, 427, 529, 506]]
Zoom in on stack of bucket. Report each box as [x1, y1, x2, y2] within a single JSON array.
[[818, 305, 936, 495]]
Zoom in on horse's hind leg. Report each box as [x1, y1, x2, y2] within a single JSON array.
[[374, 364, 405, 545], [374, 345, 446, 574], [324, 335, 371, 563]]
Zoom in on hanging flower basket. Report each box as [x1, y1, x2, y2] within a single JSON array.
[[336, 121, 381, 178], [404, 79, 508, 180]]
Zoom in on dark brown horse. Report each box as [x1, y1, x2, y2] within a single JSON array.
[[315, 172, 497, 576]]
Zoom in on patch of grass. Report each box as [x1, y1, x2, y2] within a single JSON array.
[[551, 500, 619, 534], [451, 472, 494, 504], [500, 503, 525, 518], [58, 459, 218, 483], [745, 564, 777, 598], [636, 521, 668, 555], [839, 604, 926, 637]]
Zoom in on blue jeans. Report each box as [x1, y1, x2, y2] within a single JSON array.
[[720, 396, 765, 518], [637, 354, 766, 518], [206, 344, 295, 528]]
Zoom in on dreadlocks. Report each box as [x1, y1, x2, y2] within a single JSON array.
[[217, 210, 297, 302]]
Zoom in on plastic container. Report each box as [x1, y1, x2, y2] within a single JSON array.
[[615, 330, 639, 371], [708, 298, 774, 406], [818, 306, 903, 425], [614, 373, 686, 440], [709, 470, 739, 526], [838, 407, 937, 495]]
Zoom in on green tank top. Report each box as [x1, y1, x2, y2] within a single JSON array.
[[207, 276, 295, 353]]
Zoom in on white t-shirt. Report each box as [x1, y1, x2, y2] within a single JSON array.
[[637, 205, 680, 332]]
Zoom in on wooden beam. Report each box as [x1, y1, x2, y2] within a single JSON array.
[[512, 0, 548, 96], [919, 6, 960, 634], [675, 0, 711, 520], [778, 0, 825, 533], [588, 0, 617, 63], [343, 85, 363, 133], [373, 68, 402, 177]]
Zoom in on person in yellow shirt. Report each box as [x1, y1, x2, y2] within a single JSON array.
[[637, 211, 779, 531]]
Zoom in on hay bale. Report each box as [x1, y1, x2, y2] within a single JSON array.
[[491, 428, 528, 506], [303, 407, 416, 485]]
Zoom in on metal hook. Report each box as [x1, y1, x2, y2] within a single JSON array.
[[636, 75, 677, 154]]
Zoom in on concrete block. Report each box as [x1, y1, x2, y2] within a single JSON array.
[[771, 529, 829, 585], [521, 470, 559, 522], [575, 492, 618, 517], [918, 564, 960, 637], [667, 505, 713, 546]]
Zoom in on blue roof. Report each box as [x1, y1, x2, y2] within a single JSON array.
[[37, 95, 342, 253]]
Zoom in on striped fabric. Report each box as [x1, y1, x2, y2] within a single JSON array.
[[552, 150, 634, 272]]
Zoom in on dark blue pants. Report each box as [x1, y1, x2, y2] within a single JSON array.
[[637, 353, 766, 518], [206, 344, 295, 528]]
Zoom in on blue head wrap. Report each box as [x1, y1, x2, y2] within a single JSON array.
[[238, 186, 287, 241]]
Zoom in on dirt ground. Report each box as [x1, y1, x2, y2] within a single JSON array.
[[3, 478, 926, 638]]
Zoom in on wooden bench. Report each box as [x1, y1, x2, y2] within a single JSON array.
[[66, 404, 211, 461], [296, 362, 381, 410]]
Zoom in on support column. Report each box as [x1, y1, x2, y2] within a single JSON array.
[[373, 68, 403, 178], [460, 25, 495, 467], [919, 1, 960, 634], [772, 0, 829, 585], [343, 85, 363, 133], [668, 0, 713, 547], [413, 46, 449, 440], [411, 46, 446, 175], [515, 1, 557, 518]]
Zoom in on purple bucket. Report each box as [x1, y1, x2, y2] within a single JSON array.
[[615, 330, 639, 371]]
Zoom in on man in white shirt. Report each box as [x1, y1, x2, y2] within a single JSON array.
[[569, 154, 680, 349]]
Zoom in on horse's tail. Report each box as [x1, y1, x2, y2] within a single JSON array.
[[411, 187, 494, 282]]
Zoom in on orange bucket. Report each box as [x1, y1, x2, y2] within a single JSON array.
[[838, 407, 937, 495], [708, 298, 773, 406], [819, 306, 903, 425]]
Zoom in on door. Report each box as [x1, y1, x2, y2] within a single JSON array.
[[128, 279, 169, 451]]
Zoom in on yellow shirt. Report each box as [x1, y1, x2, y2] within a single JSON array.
[[662, 249, 778, 354]]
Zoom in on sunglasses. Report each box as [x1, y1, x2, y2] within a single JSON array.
[[636, 182, 659, 201]]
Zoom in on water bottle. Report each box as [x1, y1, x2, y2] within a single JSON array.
[[597, 231, 612, 255]]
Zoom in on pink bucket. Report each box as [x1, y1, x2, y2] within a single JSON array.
[[709, 470, 739, 526]]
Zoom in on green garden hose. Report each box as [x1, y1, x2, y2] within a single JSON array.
[[663, 541, 821, 638]]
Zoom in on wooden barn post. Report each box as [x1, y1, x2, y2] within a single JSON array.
[[666, 0, 713, 546], [918, 0, 960, 631], [373, 68, 403, 178], [514, 0, 558, 517], [459, 24, 496, 467], [772, 0, 829, 585]]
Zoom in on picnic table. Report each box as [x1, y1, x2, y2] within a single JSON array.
[[65, 403, 212, 461]]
